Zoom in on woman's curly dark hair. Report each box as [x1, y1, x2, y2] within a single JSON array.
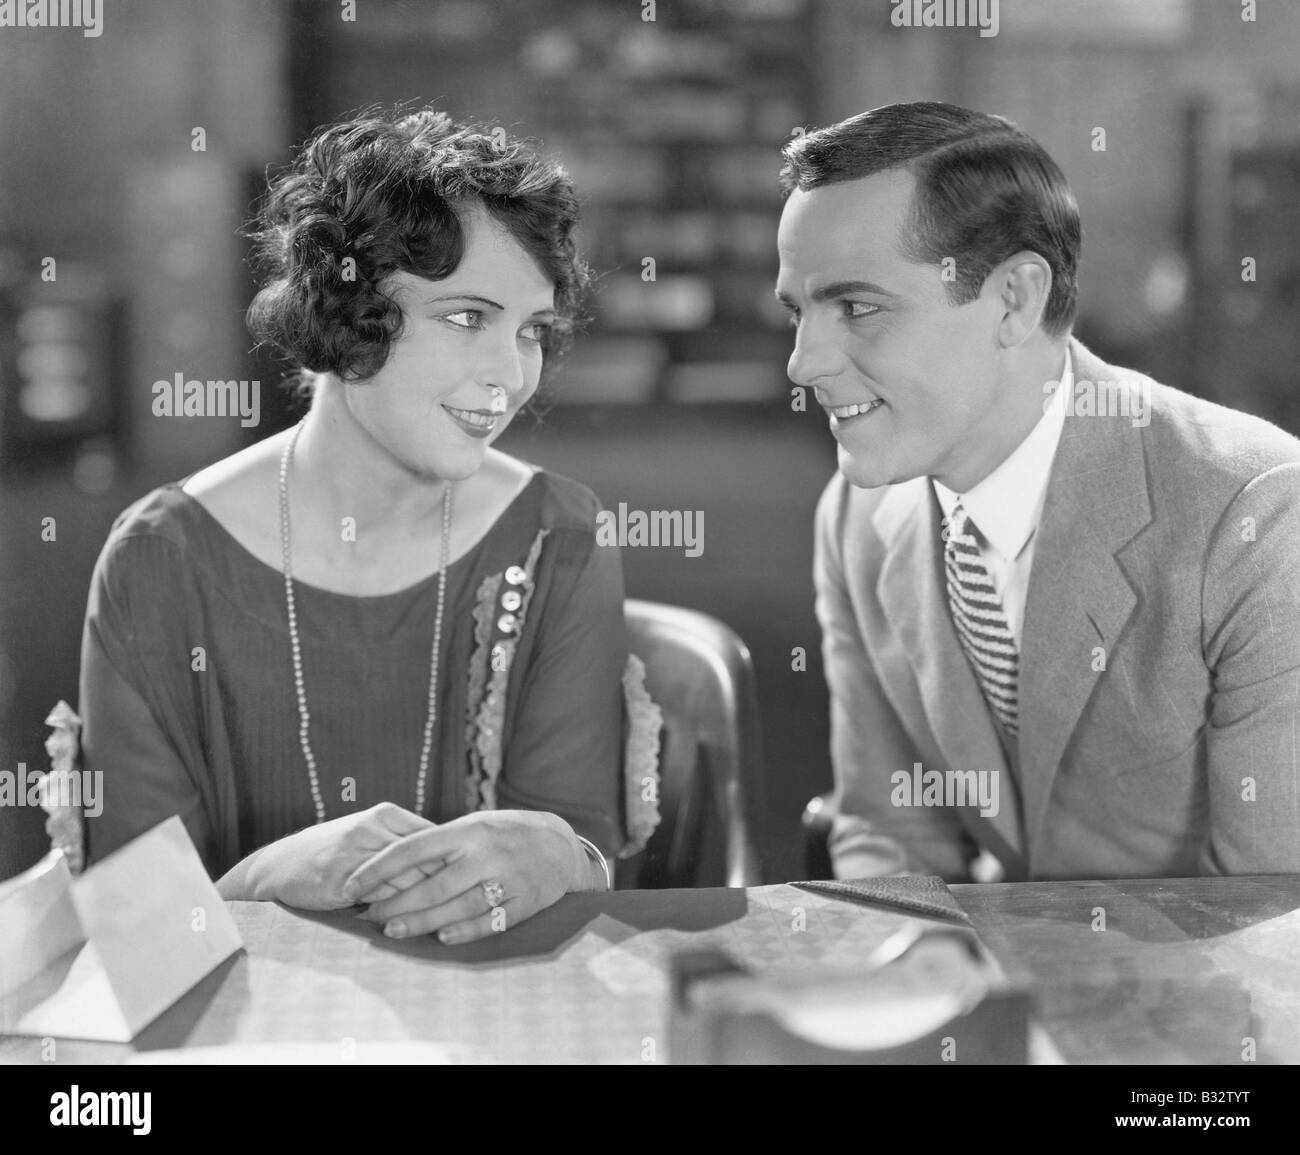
[[245, 105, 591, 386]]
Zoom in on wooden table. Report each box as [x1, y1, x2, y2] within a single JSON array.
[[2, 875, 1297, 1064]]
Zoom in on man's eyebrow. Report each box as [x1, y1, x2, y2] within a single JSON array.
[[774, 281, 898, 308], [811, 280, 898, 302], [423, 293, 556, 317]]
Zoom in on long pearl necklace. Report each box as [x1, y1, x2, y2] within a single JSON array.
[[278, 419, 453, 823]]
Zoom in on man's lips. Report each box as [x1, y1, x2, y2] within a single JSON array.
[[822, 398, 886, 427], [826, 399, 884, 419]]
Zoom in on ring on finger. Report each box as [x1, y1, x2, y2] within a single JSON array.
[[481, 879, 506, 910]]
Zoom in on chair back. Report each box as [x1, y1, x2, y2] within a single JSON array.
[[622, 599, 764, 889]]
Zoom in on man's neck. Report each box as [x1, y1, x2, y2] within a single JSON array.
[[934, 340, 1069, 493]]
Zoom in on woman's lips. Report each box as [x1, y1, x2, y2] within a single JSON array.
[[442, 403, 498, 440]]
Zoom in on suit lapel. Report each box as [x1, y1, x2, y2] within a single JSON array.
[[873, 479, 1028, 876], [1018, 340, 1152, 866]]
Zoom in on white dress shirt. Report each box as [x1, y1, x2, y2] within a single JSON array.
[[932, 350, 1072, 649]]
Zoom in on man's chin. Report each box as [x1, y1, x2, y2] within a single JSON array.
[[837, 446, 910, 490]]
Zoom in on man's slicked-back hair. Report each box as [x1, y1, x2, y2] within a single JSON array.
[[779, 102, 1081, 336]]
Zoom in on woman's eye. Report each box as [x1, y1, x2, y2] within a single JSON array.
[[442, 310, 484, 330], [519, 322, 550, 344], [786, 309, 801, 328]]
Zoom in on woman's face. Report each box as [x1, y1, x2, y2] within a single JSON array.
[[342, 202, 557, 482]]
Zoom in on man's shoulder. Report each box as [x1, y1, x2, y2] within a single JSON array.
[[1073, 340, 1300, 495], [1145, 378, 1300, 486]]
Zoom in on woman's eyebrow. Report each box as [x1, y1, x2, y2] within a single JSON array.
[[423, 293, 504, 310], [423, 293, 556, 318]]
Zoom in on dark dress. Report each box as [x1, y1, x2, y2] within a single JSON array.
[[78, 468, 659, 880]]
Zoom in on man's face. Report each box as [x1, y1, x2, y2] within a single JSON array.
[[776, 169, 1010, 490]]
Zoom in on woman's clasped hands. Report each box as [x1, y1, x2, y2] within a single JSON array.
[[346, 807, 593, 944], [220, 802, 595, 944]]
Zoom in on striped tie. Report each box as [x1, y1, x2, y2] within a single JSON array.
[[944, 501, 1019, 737]]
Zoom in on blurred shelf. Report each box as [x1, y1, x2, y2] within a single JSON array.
[[292, 0, 815, 412]]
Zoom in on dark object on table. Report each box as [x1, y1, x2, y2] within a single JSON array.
[[668, 940, 1031, 1064], [792, 875, 973, 925]]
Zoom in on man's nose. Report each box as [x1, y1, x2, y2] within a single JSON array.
[[786, 319, 843, 391]]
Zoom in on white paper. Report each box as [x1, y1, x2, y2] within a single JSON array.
[[0, 816, 243, 1041]]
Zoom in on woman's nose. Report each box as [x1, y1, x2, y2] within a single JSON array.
[[480, 338, 527, 398]]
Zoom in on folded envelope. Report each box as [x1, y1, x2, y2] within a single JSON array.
[[0, 816, 242, 1042]]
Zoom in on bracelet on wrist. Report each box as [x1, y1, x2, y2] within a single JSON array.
[[574, 834, 612, 891]]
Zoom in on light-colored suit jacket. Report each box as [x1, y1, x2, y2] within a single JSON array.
[[815, 339, 1300, 882]]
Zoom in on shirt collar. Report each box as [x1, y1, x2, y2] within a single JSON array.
[[932, 348, 1071, 563]]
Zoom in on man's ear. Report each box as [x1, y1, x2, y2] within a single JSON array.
[[990, 252, 1052, 347]]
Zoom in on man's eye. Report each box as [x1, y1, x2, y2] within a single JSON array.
[[443, 310, 484, 330], [786, 309, 801, 328], [519, 322, 551, 344], [843, 301, 880, 319]]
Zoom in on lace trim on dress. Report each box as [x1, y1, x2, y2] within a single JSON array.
[[462, 532, 665, 857], [463, 573, 502, 812], [464, 529, 549, 812], [42, 700, 86, 873], [619, 654, 663, 858]]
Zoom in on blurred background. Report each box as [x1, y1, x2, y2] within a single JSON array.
[[2, 0, 1299, 882]]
